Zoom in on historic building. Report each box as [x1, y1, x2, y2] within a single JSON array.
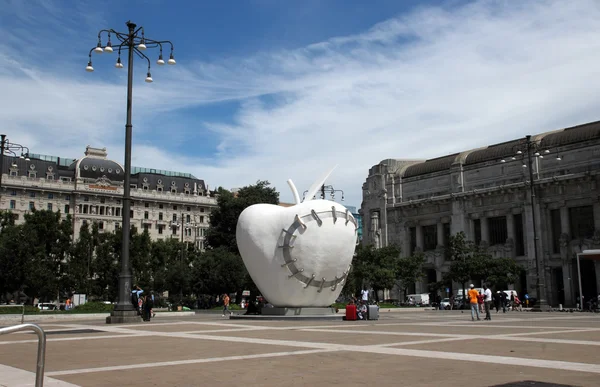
[[361, 121, 600, 307], [0, 146, 217, 250]]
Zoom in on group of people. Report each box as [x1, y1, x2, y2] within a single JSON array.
[[467, 284, 524, 321], [131, 285, 154, 322]]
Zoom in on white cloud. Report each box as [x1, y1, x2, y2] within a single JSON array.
[[2, 0, 600, 207]]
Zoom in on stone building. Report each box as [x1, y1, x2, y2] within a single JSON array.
[[0, 146, 217, 250], [361, 121, 600, 307]]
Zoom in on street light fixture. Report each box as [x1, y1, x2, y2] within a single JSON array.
[[87, 21, 176, 324], [302, 184, 345, 201], [500, 135, 560, 312], [0, 134, 30, 200]]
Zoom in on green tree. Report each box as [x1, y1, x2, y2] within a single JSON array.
[[92, 230, 119, 301], [66, 222, 94, 295], [397, 253, 425, 297], [190, 247, 246, 296], [350, 244, 401, 301], [0, 217, 27, 302], [130, 227, 153, 289], [21, 210, 72, 302], [206, 181, 279, 252]]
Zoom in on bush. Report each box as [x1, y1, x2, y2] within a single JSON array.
[[69, 302, 114, 313], [0, 305, 39, 314]]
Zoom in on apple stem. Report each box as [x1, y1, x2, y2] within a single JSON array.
[[287, 179, 301, 204]]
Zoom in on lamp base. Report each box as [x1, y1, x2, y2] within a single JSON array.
[[106, 310, 141, 324], [530, 299, 551, 312]]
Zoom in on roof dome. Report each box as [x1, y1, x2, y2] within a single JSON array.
[[73, 156, 125, 181]]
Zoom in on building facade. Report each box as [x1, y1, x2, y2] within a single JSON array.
[[0, 146, 217, 250], [361, 121, 600, 307]]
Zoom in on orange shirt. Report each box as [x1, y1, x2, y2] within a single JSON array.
[[468, 289, 479, 304], [223, 295, 230, 306]]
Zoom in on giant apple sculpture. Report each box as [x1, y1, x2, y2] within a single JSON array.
[[236, 171, 357, 308]]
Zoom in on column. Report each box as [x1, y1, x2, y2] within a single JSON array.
[[437, 222, 444, 247], [596, 262, 600, 301], [480, 217, 489, 245], [402, 224, 411, 257], [593, 203, 600, 235], [562, 262, 574, 307], [506, 213, 515, 257], [416, 225, 423, 251], [560, 206, 570, 236]]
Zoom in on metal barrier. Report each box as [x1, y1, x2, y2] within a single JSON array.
[[0, 323, 47, 387], [0, 304, 25, 323]]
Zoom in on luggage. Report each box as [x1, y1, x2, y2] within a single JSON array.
[[345, 304, 357, 321], [367, 305, 379, 320]]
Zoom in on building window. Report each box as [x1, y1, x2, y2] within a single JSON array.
[[200, 216, 204, 223], [409, 227, 417, 255], [514, 214, 525, 256], [29, 192, 36, 198], [550, 209, 561, 254], [184, 189, 190, 195], [83, 196, 89, 202], [10, 171, 17, 177], [60, 177, 71, 182], [47, 203, 53, 211], [171, 188, 177, 194], [159, 212, 163, 221], [65, 195, 70, 201], [200, 207, 205, 213], [423, 225, 437, 251], [100, 197, 105, 204], [143, 224, 150, 232], [64, 205, 70, 214], [10, 190, 16, 196], [488, 216, 508, 246], [130, 210, 134, 219], [130, 184, 137, 189], [131, 201, 134, 207], [157, 187, 163, 192], [144, 211, 149, 220], [83, 205, 88, 214], [158, 225, 164, 235], [28, 172, 36, 178], [473, 219, 482, 245], [100, 207, 104, 215], [29, 202, 35, 210], [187, 206, 191, 212], [9, 200, 16, 209], [186, 214, 191, 223], [145, 202, 149, 208], [47, 193, 54, 199], [115, 222, 120, 229], [173, 205, 177, 211], [98, 221, 104, 230], [172, 226, 177, 235], [569, 206, 595, 239], [172, 214, 177, 222], [115, 208, 121, 217], [159, 204, 163, 209]]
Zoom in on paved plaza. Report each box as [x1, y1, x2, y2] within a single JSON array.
[[1, 310, 600, 386]]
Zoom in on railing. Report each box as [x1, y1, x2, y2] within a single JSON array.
[[0, 323, 46, 387], [0, 304, 25, 323]]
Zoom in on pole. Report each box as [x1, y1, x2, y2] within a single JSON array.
[[114, 21, 136, 313], [526, 135, 549, 311], [576, 253, 583, 310], [180, 211, 184, 306], [0, 134, 5, 202]]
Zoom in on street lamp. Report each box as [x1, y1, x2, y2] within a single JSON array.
[[172, 211, 191, 307], [0, 134, 30, 200], [302, 184, 345, 201], [88, 21, 176, 324], [501, 135, 561, 312]]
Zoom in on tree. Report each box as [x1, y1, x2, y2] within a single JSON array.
[[0, 220, 27, 302], [92, 229, 119, 301], [190, 247, 246, 296], [397, 253, 425, 298], [20, 210, 72, 302], [130, 227, 153, 289], [66, 222, 94, 295], [350, 244, 401, 301], [206, 181, 279, 252]]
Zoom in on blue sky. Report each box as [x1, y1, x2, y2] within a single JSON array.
[[2, 0, 600, 207]]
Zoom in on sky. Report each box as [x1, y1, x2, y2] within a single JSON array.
[[2, 0, 600, 207]]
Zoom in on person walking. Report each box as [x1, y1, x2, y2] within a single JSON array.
[[483, 285, 492, 320], [468, 284, 481, 321], [361, 288, 369, 304], [222, 293, 232, 317]]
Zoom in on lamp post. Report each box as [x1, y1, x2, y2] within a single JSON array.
[[501, 135, 561, 312], [302, 184, 345, 201], [0, 134, 30, 201], [87, 21, 176, 324]]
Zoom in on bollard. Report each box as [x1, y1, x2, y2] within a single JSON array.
[[559, 304, 562, 311]]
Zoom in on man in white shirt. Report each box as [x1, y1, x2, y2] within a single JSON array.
[[483, 285, 493, 320], [361, 288, 369, 303]]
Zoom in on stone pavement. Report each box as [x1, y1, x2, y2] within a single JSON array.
[[1, 310, 599, 386]]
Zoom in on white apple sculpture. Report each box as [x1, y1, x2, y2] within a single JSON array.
[[236, 169, 357, 308]]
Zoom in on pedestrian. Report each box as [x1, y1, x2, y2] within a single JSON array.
[[493, 291, 501, 313], [483, 285, 492, 320], [361, 288, 369, 304], [468, 284, 481, 321], [143, 294, 154, 322], [477, 291, 485, 313], [222, 293, 232, 317], [500, 291, 508, 313]]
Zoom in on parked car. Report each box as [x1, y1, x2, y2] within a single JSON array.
[[440, 298, 451, 309], [35, 303, 57, 311]]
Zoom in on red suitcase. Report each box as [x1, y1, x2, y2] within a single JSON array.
[[345, 304, 357, 321]]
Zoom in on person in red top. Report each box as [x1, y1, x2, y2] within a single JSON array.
[[468, 284, 481, 321], [477, 291, 485, 313]]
